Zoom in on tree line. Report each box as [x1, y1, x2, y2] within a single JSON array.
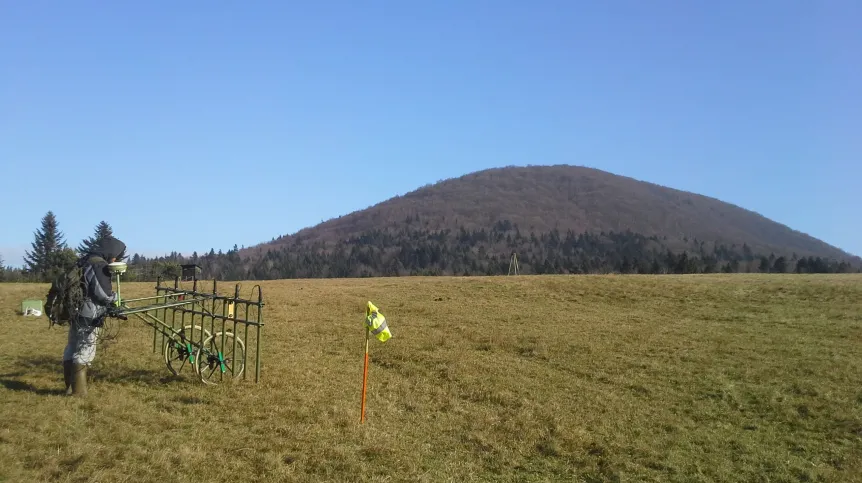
[[235, 222, 858, 279], [2, 214, 859, 283]]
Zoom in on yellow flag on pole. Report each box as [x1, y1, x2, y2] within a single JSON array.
[[365, 301, 391, 342], [361, 301, 391, 423]]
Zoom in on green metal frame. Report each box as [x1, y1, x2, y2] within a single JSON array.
[[115, 276, 265, 385]]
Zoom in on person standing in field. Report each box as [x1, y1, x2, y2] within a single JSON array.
[[63, 236, 126, 397]]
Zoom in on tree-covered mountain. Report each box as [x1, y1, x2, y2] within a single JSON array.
[[249, 165, 857, 263], [120, 165, 857, 280]]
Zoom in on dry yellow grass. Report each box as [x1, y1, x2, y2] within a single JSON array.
[[1, 274, 861, 482]]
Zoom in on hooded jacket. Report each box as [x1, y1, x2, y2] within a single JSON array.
[[77, 236, 127, 324]]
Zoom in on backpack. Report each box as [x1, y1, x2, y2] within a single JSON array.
[[45, 263, 86, 327]]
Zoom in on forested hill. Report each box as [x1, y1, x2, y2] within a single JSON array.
[[11, 165, 852, 282], [250, 165, 856, 261], [109, 165, 859, 281]]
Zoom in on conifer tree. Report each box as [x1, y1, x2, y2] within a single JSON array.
[[759, 256, 770, 273], [23, 211, 73, 281], [77, 221, 121, 257]]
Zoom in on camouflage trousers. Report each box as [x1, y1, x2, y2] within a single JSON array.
[[62, 320, 101, 365]]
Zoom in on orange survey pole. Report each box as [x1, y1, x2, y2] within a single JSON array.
[[360, 325, 370, 423]]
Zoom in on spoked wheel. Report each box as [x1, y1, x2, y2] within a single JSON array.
[[195, 331, 245, 385], [163, 325, 212, 376]]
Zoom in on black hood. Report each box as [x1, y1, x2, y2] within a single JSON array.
[[91, 236, 127, 261]]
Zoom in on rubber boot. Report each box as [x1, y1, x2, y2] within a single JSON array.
[[63, 360, 74, 396], [71, 363, 88, 397]]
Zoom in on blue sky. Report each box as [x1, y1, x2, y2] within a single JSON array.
[[2, 1, 859, 267]]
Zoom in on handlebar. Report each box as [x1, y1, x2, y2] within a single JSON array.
[[107, 310, 128, 320]]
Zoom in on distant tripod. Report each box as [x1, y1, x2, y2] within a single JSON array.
[[508, 253, 520, 275]]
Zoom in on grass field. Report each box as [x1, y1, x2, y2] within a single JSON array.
[[1, 274, 861, 482]]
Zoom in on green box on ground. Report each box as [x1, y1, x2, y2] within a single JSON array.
[[21, 299, 43, 314]]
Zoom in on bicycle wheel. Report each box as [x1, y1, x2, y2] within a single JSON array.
[[163, 325, 212, 376], [195, 331, 245, 385]]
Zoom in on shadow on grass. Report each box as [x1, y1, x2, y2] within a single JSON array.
[[0, 378, 66, 396], [2, 355, 188, 395], [91, 368, 187, 386]]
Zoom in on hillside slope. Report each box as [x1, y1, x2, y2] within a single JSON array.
[[251, 165, 856, 262]]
